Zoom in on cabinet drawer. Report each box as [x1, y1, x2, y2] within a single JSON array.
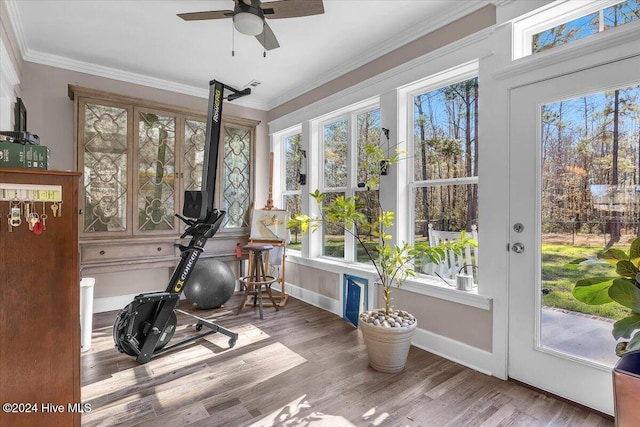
[[81, 242, 176, 263]]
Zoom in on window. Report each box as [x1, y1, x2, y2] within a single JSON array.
[[533, 1, 639, 53], [355, 109, 381, 263], [410, 76, 479, 275], [541, 84, 640, 240], [515, 0, 640, 59], [322, 118, 349, 258], [282, 131, 303, 249], [319, 107, 381, 261]]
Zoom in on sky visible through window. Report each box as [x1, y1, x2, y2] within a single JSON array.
[[533, 0, 639, 53]]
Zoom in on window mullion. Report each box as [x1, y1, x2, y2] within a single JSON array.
[[344, 114, 357, 262]]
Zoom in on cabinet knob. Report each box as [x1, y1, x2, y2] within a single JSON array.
[[99, 250, 105, 255], [157, 247, 162, 252]]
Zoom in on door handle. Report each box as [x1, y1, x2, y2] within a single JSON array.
[[511, 243, 525, 253]]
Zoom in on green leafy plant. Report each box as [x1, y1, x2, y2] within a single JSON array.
[[569, 238, 640, 357], [287, 143, 476, 317]]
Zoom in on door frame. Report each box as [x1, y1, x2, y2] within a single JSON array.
[[479, 17, 640, 398], [506, 55, 640, 414]]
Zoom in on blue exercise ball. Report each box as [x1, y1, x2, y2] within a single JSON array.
[[184, 259, 236, 309]]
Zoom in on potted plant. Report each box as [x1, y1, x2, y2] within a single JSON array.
[[288, 142, 476, 373], [570, 238, 640, 425]]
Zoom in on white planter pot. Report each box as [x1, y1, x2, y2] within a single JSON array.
[[360, 310, 417, 373]]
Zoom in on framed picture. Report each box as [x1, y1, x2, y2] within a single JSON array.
[[14, 98, 27, 132], [250, 209, 288, 241]]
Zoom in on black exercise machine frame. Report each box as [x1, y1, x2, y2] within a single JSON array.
[[113, 80, 250, 364]]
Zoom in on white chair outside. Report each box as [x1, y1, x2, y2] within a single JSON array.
[[426, 223, 478, 281]]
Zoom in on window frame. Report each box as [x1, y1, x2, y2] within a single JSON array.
[[279, 127, 304, 251], [269, 28, 494, 309], [317, 102, 381, 263], [404, 63, 480, 279], [513, 0, 633, 60]]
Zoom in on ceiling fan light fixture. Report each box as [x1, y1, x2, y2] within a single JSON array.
[[234, 12, 263, 36]]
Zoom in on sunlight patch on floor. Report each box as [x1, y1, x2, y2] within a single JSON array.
[[82, 322, 274, 403], [249, 394, 357, 427], [362, 407, 389, 426], [150, 342, 307, 413], [221, 342, 308, 390], [204, 322, 270, 349]]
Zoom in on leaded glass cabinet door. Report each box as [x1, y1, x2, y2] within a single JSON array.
[[80, 99, 132, 236], [220, 122, 252, 230], [134, 108, 179, 234], [182, 118, 253, 232], [183, 117, 207, 196]]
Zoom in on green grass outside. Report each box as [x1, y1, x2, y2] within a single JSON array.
[[288, 237, 376, 262], [541, 244, 631, 320]]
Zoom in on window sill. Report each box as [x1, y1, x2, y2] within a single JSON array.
[[285, 253, 492, 311]]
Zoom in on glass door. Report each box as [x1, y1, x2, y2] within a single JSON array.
[[508, 54, 640, 415]]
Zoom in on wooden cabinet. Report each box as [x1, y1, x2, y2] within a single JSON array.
[[69, 85, 258, 273], [0, 168, 81, 427]]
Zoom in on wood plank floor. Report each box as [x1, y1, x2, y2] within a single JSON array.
[[81, 292, 614, 426]]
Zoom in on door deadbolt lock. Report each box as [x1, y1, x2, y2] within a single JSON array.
[[511, 243, 525, 253], [513, 223, 524, 233]]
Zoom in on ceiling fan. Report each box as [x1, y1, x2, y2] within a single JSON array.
[[178, 0, 325, 51]]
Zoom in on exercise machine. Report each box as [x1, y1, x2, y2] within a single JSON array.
[[113, 80, 250, 364]]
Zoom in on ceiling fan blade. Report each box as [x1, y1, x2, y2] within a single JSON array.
[[256, 22, 280, 50], [262, 0, 324, 19], [177, 10, 234, 21]]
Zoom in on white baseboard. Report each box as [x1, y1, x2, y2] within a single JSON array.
[[278, 281, 494, 376], [275, 282, 343, 317], [98, 284, 493, 376], [92, 293, 187, 314], [93, 293, 139, 313], [412, 327, 494, 376]]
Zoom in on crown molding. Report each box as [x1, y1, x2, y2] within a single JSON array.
[[269, 26, 493, 133], [22, 49, 267, 110], [265, 0, 493, 110], [5, 0, 492, 112], [4, 0, 27, 58], [4, 1, 267, 110]]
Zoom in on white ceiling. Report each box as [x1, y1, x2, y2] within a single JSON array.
[[5, 0, 490, 111]]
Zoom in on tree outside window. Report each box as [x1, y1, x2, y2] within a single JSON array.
[[283, 132, 303, 249], [320, 109, 381, 261], [412, 77, 479, 273], [532, 0, 640, 54]]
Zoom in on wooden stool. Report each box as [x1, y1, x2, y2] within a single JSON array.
[[237, 243, 280, 320]]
